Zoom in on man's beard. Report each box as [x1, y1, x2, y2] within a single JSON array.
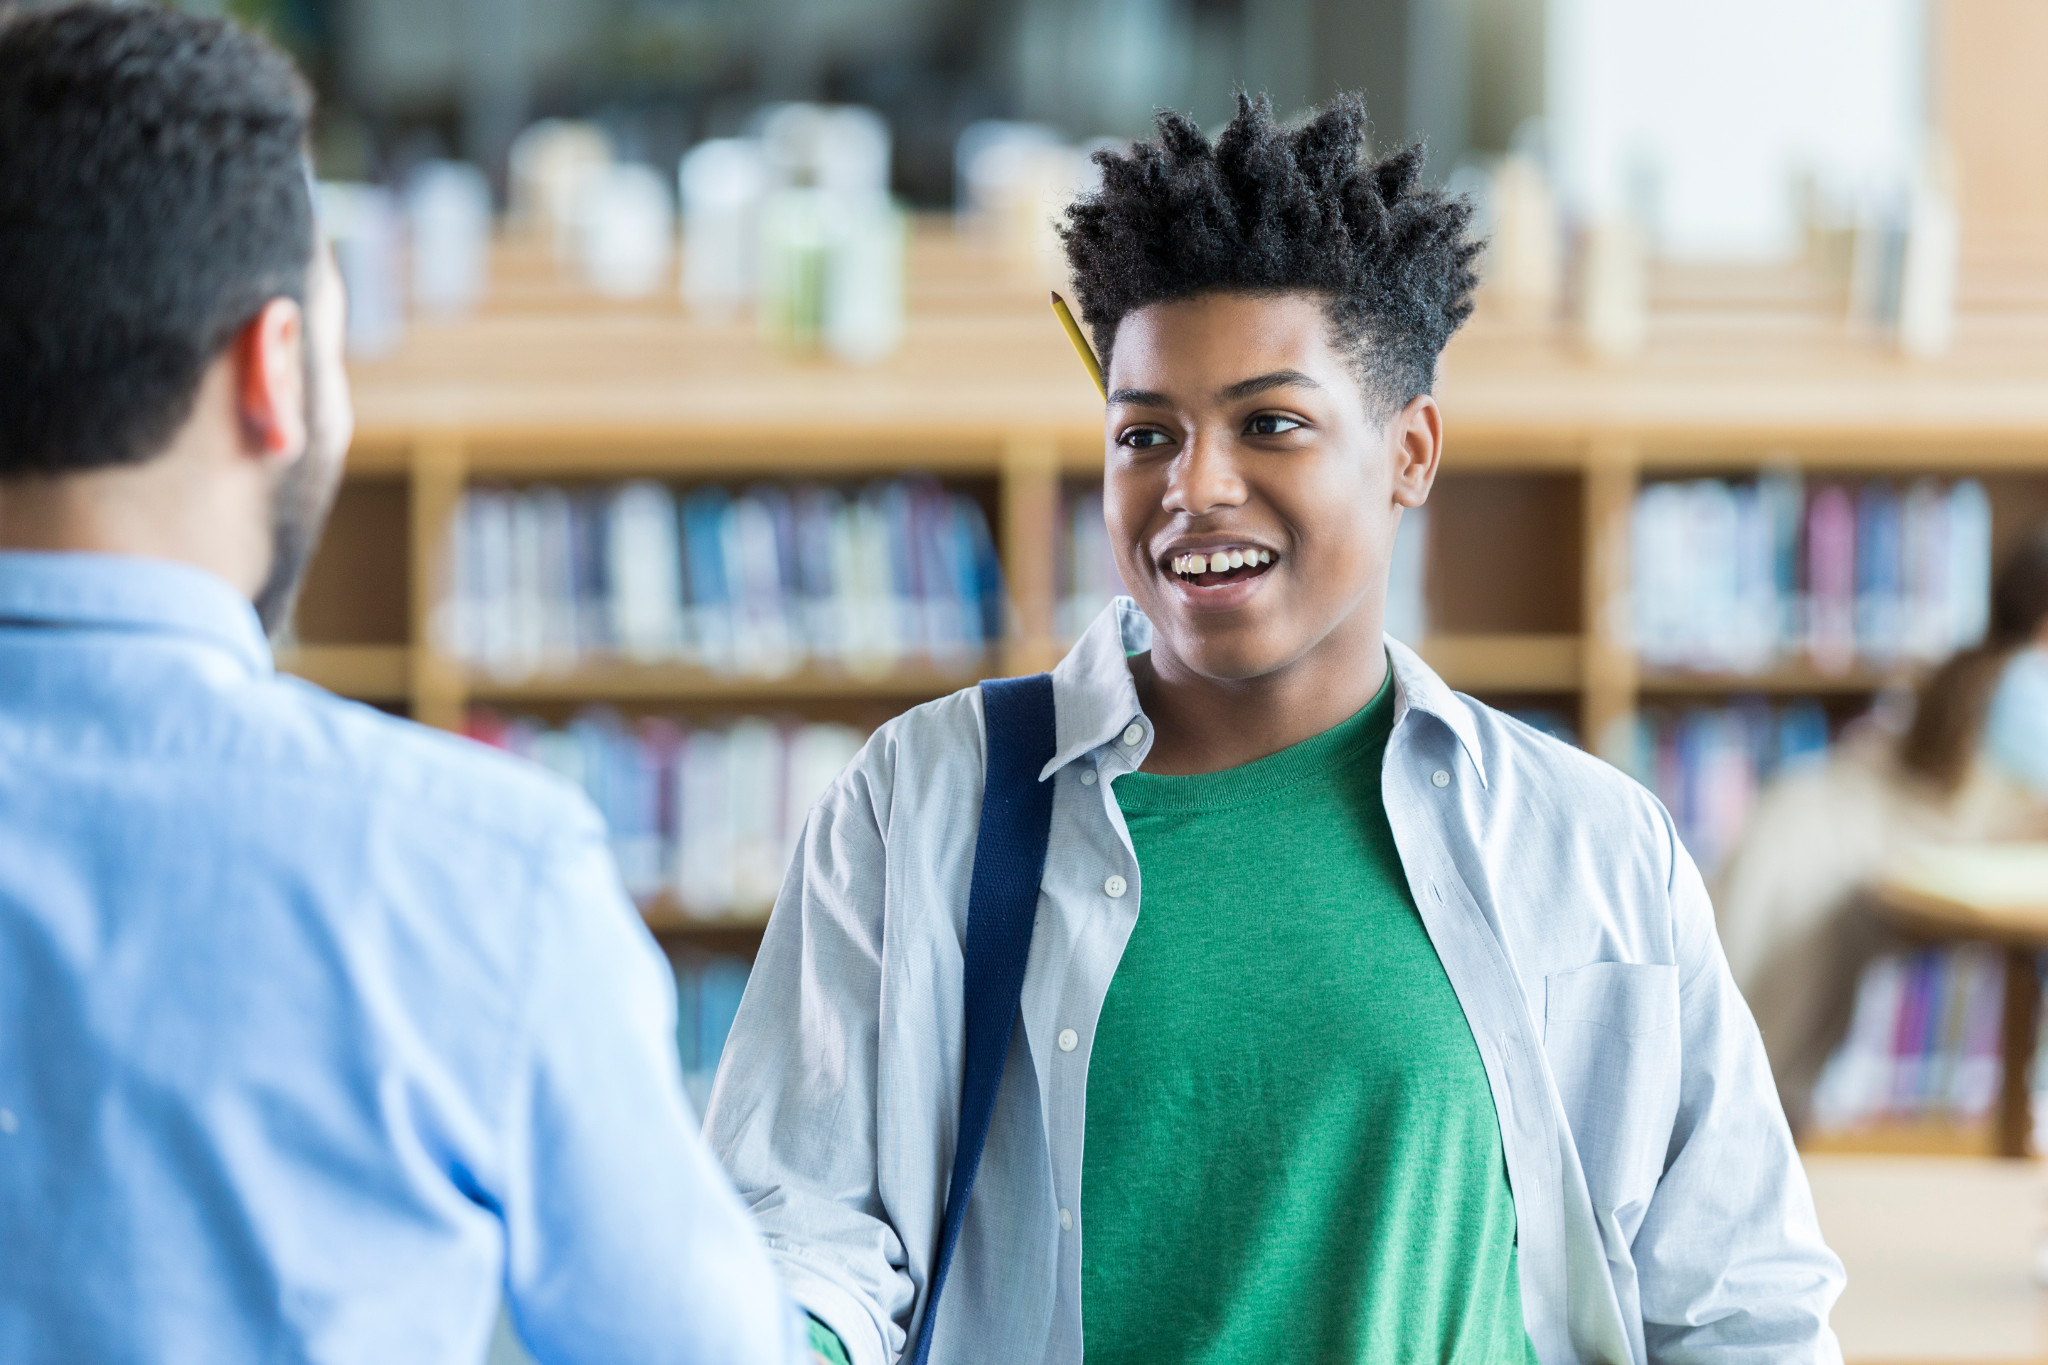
[[252, 361, 345, 637]]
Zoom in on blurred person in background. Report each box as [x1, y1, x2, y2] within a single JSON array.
[[0, 7, 800, 1363], [1716, 525, 2048, 1133]]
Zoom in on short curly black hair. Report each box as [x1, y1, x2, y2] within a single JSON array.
[[1060, 92, 1481, 416], [0, 3, 315, 475]]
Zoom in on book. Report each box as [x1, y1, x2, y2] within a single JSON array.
[[1623, 699, 1831, 876], [669, 949, 756, 1114], [1057, 486, 1124, 643], [1810, 943, 2018, 1133], [445, 477, 1005, 680], [1631, 475, 1989, 673], [475, 708, 866, 921]]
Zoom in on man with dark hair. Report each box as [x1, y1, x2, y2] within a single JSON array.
[[0, 8, 800, 1362], [711, 95, 1844, 1365]]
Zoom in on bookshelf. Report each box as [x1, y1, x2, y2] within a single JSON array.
[[287, 225, 2048, 1151]]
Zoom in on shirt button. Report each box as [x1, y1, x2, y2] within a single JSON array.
[[1080, 769, 1097, 786], [1431, 769, 1451, 788], [1103, 875, 1127, 898], [1057, 1028, 1079, 1052], [1059, 1208, 1074, 1231], [1121, 723, 1144, 746]]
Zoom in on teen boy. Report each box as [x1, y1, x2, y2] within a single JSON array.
[[707, 95, 1844, 1365]]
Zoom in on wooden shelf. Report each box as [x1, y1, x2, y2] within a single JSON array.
[[1800, 1119, 2000, 1158], [276, 644, 411, 701], [458, 642, 1588, 706], [464, 658, 995, 705], [1637, 662, 1918, 695], [344, 223, 2048, 456], [641, 893, 770, 946], [305, 226, 2048, 743], [1417, 634, 1583, 692]]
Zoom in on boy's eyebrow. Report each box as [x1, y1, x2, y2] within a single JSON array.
[[1108, 370, 1323, 408], [1107, 387, 1173, 407], [1217, 369, 1322, 401]]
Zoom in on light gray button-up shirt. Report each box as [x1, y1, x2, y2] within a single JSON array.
[[706, 599, 1845, 1365]]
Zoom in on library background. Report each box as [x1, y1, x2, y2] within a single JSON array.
[[127, 0, 2048, 1356]]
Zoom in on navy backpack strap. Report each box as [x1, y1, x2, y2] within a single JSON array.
[[907, 673, 1058, 1365]]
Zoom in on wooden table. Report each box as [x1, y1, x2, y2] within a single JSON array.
[[1811, 1154, 2048, 1363], [1875, 845, 2048, 1159]]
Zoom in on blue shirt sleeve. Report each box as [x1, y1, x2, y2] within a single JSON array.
[[494, 816, 801, 1364]]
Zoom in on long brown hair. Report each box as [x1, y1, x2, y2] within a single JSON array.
[[1899, 524, 2048, 793]]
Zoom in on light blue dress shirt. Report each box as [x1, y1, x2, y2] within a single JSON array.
[[0, 552, 800, 1365], [707, 599, 1845, 1365]]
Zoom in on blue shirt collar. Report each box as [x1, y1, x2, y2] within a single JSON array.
[[1047, 597, 1487, 786], [0, 552, 273, 678]]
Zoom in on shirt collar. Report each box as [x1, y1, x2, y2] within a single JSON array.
[[1044, 597, 1488, 787], [1042, 597, 1154, 779], [0, 551, 273, 678], [1385, 633, 1489, 788]]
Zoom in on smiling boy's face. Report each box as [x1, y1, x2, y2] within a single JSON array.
[[1103, 290, 1440, 684]]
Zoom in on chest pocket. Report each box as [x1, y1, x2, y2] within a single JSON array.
[[1543, 962, 1681, 1243]]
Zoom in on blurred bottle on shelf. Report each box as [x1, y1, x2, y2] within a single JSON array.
[[1576, 213, 1649, 361], [316, 182, 404, 356], [1848, 144, 1963, 360], [1478, 152, 1564, 326], [508, 119, 611, 259], [822, 191, 906, 364], [679, 138, 767, 321], [679, 104, 905, 361], [575, 163, 674, 299], [406, 160, 492, 318], [955, 120, 1091, 286], [1896, 145, 1961, 360]]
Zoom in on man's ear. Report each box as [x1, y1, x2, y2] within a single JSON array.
[[1390, 394, 1442, 509], [234, 297, 308, 464]]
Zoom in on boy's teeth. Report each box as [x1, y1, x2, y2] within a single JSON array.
[[1172, 548, 1273, 578]]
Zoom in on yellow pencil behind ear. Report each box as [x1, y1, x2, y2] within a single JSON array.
[[1049, 292, 1106, 401]]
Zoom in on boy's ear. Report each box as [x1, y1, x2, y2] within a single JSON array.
[[1390, 395, 1442, 510]]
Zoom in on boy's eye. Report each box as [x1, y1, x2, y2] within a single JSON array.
[[1246, 413, 1303, 436], [1121, 428, 1171, 449]]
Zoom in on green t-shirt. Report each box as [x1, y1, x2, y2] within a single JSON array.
[[1083, 672, 1538, 1364]]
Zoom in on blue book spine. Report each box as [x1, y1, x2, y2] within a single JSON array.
[[699, 957, 752, 1075], [673, 953, 703, 1074], [1855, 481, 1904, 663], [681, 488, 734, 667]]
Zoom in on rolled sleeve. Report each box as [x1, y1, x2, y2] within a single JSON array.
[[704, 768, 916, 1365]]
